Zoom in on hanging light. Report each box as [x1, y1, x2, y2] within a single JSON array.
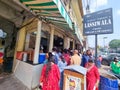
[[0, 29, 7, 38], [0, 29, 4, 37]]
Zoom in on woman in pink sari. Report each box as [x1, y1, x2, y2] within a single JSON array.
[[85, 58, 100, 90]]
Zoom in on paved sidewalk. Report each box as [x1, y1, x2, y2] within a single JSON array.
[[0, 74, 29, 90], [99, 65, 111, 74]]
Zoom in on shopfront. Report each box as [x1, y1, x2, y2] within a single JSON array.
[[14, 19, 46, 89], [54, 35, 64, 50], [13, 18, 72, 89], [40, 30, 50, 53], [13, 0, 75, 89], [0, 16, 17, 73], [24, 30, 49, 54]]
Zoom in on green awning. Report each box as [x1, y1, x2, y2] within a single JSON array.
[[19, 0, 73, 30]]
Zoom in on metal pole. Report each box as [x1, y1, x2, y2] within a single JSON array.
[[103, 37, 105, 48], [85, 0, 90, 50], [95, 34, 97, 60], [103, 37, 107, 48]]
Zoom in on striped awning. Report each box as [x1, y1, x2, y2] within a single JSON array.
[[19, 0, 73, 30]]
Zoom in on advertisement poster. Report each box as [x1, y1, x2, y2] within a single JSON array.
[[65, 75, 81, 90]]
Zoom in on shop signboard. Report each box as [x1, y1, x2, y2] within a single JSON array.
[[83, 8, 113, 35]]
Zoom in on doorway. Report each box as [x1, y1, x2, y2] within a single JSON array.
[[54, 35, 64, 49], [0, 16, 17, 73]]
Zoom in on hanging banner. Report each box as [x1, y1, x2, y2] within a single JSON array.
[[83, 8, 113, 35]]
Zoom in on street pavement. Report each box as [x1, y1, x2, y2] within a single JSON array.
[[0, 65, 119, 90], [0, 74, 29, 90]]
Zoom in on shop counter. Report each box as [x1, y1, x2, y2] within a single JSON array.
[[14, 60, 43, 90]]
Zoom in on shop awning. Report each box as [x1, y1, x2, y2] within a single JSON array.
[[19, 0, 73, 30]]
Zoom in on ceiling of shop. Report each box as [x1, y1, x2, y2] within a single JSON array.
[[0, 0, 33, 28]]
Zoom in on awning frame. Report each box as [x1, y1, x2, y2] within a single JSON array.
[[17, 0, 73, 30]]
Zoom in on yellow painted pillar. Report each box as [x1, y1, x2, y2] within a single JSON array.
[[24, 33, 30, 51], [64, 37, 70, 49], [73, 40, 75, 49], [33, 20, 42, 64], [12, 27, 26, 71], [17, 27, 26, 51], [49, 25, 54, 52]]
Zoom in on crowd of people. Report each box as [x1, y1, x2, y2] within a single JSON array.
[[39, 47, 100, 90]]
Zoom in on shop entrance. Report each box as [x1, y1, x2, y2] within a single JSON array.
[[40, 37, 48, 53], [70, 41, 73, 50], [0, 16, 17, 73], [54, 35, 63, 49]]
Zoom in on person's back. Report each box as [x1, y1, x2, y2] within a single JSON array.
[[52, 47, 60, 64], [98, 55, 102, 62], [82, 54, 90, 66], [57, 56, 67, 90], [40, 56, 60, 90], [58, 59, 67, 72], [63, 49, 70, 65], [70, 50, 81, 65], [81, 50, 91, 67], [63, 53, 70, 65], [40, 64, 60, 90]]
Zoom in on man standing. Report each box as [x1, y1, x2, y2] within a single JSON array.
[[81, 50, 91, 67], [70, 50, 81, 65], [52, 47, 60, 64]]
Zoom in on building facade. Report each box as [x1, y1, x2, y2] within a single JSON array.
[[0, 0, 85, 89]]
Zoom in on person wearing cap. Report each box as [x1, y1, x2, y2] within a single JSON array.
[[85, 58, 100, 90]]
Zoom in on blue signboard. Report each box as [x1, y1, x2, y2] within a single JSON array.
[[83, 8, 113, 35]]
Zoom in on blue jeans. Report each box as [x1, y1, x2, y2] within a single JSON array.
[[60, 71, 64, 90]]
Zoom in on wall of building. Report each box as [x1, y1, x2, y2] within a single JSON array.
[[0, 0, 84, 71], [0, 1, 24, 27]]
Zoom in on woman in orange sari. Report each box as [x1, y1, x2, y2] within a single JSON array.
[[40, 56, 60, 90], [85, 58, 100, 90]]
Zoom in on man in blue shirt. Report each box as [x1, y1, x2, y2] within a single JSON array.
[[52, 47, 60, 64], [81, 50, 91, 67]]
